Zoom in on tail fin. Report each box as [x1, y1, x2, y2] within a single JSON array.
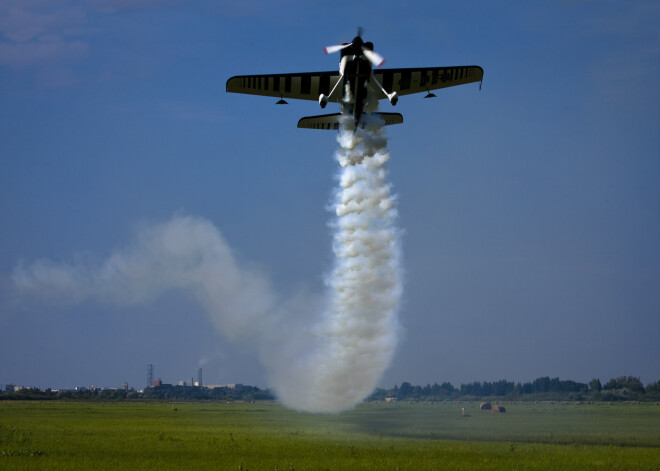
[[297, 112, 403, 130]]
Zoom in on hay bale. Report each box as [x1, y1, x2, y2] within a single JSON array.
[[492, 405, 506, 413], [480, 401, 491, 410]]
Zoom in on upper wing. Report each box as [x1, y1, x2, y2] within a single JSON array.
[[373, 66, 483, 97], [226, 72, 342, 102]]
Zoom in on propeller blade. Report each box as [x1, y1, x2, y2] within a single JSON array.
[[324, 43, 351, 55], [362, 48, 385, 67]]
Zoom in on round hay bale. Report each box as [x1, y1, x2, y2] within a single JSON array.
[[480, 401, 491, 410], [492, 405, 506, 413]]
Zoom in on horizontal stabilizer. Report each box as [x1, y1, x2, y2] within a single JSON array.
[[372, 112, 404, 126], [297, 113, 342, 130], [297, 112, 403, 130]]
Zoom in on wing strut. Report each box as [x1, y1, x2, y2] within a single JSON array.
[[319, 74, 344, 109], [371, 73, 398, 105]]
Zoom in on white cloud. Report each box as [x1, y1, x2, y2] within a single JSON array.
[[0, 0, 88, 70]]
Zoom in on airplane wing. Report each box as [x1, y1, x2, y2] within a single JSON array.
[[373, 66, 483, 97], [226, 66, 483, 102], [226, 72, 343, 102]]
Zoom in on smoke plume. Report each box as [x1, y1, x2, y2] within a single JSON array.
[[12, 111, 402, 413], [12, 216, 278, 341], [267, 115, 402, 411]]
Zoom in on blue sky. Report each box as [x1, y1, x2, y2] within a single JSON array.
[[1, 0, 659, 391]]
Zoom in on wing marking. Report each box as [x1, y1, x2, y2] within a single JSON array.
[[373, 66, 483, 97], [227, 72, 342, 102], [227, 66, 483, 102]]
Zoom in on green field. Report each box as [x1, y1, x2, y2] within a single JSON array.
[[1, 401, 658, 470]]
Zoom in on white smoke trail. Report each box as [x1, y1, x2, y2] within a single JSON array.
[[11, 216, 278, 341], [11, 107, 402, 414], [267, 112, 403, 412]]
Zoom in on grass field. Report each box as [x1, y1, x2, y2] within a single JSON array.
[[1, 400, 658, 470]]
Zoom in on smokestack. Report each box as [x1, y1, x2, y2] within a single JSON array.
[[147, 364, 153, 388]]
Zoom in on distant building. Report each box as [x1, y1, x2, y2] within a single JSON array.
[[151, 381, 172, 388], [178, 381, 188, 386], [206, 384, 243, 391], [5, 384, 14, 392]]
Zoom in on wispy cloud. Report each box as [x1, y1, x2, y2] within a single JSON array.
[[94, 0, 184, 13], [0, 0, 89, 68]]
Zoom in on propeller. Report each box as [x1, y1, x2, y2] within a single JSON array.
[[323, 43, 351, 55], [362, 48, 385, 68], [323, 30, 386, 68]]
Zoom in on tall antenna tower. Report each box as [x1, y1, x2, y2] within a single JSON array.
[[147, 364, 154, 388], [198, 367, 203, 387]]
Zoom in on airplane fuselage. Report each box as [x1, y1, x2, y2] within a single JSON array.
[[335, 35, 376, 128], [339, 54, 372, 128]]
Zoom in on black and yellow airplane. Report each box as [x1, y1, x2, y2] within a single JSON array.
[[226, 31, 483, 130]]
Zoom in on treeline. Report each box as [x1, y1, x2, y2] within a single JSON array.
[[368, 376, 660, 402], [142, 384, 274, 401], [3, 376, 659, 403], [0, 384, 274, 402]]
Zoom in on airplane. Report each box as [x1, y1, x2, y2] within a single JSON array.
[[226, 30, 484, 131]]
